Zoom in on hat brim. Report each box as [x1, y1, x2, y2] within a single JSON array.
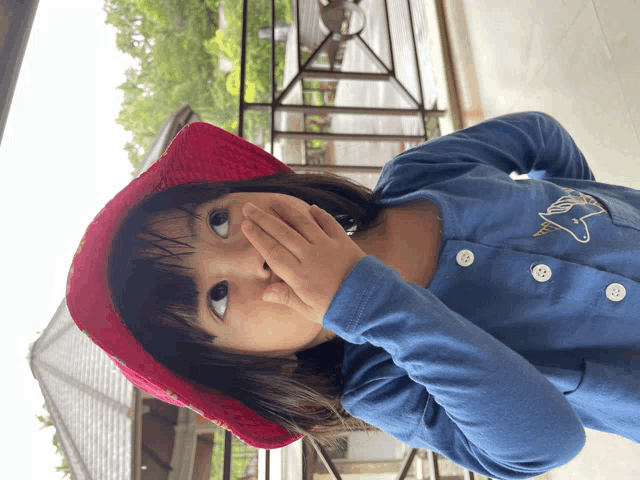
[[66, 122, 302, 448]]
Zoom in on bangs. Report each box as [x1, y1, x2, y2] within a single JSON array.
[[137, 207, 201, 267], [109, 203, 219, 353]]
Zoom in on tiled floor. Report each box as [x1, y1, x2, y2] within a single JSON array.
[[440, 1, 640, 478]]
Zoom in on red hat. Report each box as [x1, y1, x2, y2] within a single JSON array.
[[65, 122, 304, 449]]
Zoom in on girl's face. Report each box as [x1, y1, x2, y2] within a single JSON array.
[[149, 192, 337, 360]]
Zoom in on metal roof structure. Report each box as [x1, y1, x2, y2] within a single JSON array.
[[29, 299, 134, 480]]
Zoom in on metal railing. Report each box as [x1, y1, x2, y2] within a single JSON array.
[[305, 437, 495, 480], [218, 430, 492, 480], [217, 0, 481, 479], [237, 0, 448, 176]]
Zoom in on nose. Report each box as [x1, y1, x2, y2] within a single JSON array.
[[199, 242, 271, 280], [241, 249, 272, 278]]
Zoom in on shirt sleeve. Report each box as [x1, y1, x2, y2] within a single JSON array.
[[323, 255, 586, 480], [381, 111, 595, 183]]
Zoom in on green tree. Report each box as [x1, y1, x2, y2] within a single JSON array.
[[202, 0, 291, 101], [104, 0, 292, 170], [209, 434, 258, 480]]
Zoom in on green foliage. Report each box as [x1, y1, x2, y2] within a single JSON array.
[[204, 0, 291, 101], [134, 0, 169, 26], [35, 404, 72, 478], [209, 434, 257, 479], [309, 139, 327, 149], [104, 0, 292, 170]]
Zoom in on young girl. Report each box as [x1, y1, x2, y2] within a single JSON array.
[[66, 111, 640, 480]]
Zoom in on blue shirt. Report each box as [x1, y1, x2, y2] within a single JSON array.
[[322, 112, 640, 480]]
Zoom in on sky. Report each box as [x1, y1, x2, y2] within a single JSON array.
[[0, 0, 136, 478]]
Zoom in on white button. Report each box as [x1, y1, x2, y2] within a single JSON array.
[[531, 264, 552, 282], [456, 249, 474, 267], [606, 283, 626, 302]]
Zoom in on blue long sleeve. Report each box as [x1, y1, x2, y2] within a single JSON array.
[[382, 111, 595, 187], [320, 110, 640, 478], [323, 255, 586, 480]]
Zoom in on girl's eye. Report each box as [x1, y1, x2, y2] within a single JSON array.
[[207, 208, 230, 321], [208, 282, 228, 321], [208, 209, 229, 238]]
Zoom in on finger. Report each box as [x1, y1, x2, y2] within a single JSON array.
[[263, 282, 315, 321], [308, 205, 325, 232], [309, 204, 336, 235], [262, 281, 288, 303], [241, 219, 300, 271], [242, 201, 315, 254], [267, 198, 328, 241]]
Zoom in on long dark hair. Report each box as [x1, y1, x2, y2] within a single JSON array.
[[108, 170, 385, 449]]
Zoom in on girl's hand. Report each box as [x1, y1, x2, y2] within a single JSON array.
[[241, 199, 366, 325]]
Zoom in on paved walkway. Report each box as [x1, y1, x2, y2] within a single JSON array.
[[548, 428, 640, 480]]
